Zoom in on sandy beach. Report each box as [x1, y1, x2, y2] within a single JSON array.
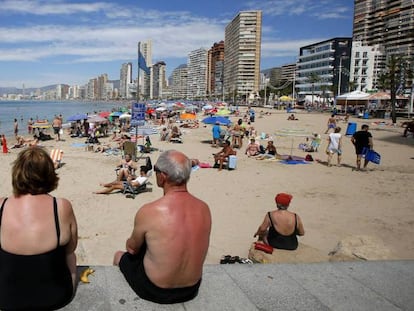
[[1, 109, 413, 265]]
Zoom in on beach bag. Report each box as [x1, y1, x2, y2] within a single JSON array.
[[305, 154, 313, 161], [254, 242, 273, 254], [362, 147, 381, 164]]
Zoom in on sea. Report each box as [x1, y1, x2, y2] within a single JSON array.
[[0, 100, 129, 137]]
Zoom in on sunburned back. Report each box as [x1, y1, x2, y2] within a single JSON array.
[[143, 192, 211, 288]]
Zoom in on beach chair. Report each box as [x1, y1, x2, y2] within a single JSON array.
[[123, 170, 152, 199], [50, 149, 64, 169], [122, 141, 137, 161]]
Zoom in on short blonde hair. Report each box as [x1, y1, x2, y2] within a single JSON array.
[[12, 147, 59, 196]]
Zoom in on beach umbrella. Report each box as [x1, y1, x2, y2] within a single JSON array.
[[156, 107, 167, 112], [87, 115, 108, 124], [202, 116, 231, 125], [109, 111, 123, 117], [67, 113, 88, 122], [215, 108, 231, 116], [202, 104, 213, 110], [98, 111, 111, 118], [274, 128, 312, 156], [180, 113, 197, 120], [129, 127, 158, 136], [279, 95, 294, 102], [119, 113, 131, 120]]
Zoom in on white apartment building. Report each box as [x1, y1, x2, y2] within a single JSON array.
[[224, 10, 262, 103], [350, 41, 386, 92], [187, 48, 208, 99], [171, 64, 188, 99], [151, 61, 167, 100], [120, 62, 133, 99]]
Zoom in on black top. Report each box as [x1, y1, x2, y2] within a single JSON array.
[[352, 130, 372, 154], [266, 212, 299, 250], [0, 197, 73, 311]]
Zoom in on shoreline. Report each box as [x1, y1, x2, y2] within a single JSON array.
[[1, 109, 413, 265]]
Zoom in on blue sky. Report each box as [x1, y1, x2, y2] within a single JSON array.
[[0, 0, 353, 88]]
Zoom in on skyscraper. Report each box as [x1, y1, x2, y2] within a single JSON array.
[[139, 40, 152, 99], [120, 62, 132, 99], [353, 1, 414, 62], [187, 48, 208, 99], [208, 41, 224, 99], [224, 10, 262, 103]]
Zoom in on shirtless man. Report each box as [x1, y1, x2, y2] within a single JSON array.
[[324, 114, 337, 134], [213, 140, 236, 171], [52, 115, 62, 141], [113, 150, 211, 304]]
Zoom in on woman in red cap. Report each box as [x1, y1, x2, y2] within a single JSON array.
[[254, 193, 305, 250]]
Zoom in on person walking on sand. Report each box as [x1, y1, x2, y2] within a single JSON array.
[[52, 115, 63, 141], [351, 124, 373, 171], [324, 114, 336, 134], [326, 127, 342, 167], [113, 150, 211, 304], [13, 119, 19, 139]]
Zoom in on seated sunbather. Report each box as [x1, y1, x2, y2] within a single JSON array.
[[213, 140, 236, 171], [245, 138, 261, 157], [256, 141, 279, 160], [287, 114, 298, 121], [169, 126, 182, 142], [94, 167, 149, 194], [116, 154, 138, 181]]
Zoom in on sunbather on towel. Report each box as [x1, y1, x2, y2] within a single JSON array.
[[94, 167, 149, 194]]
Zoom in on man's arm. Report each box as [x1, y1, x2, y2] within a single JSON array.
[[125, 209, 147, 254]]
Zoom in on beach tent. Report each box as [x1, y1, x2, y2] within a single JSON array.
[[335, 90, 370, 111]]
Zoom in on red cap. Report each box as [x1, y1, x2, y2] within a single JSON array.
[[275, 193, 293, 206]]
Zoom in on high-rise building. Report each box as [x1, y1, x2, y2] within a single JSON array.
[[224, 10, 262, 103], [187, 48, 208, 99], [120, 62, 133, 99], [171, 64, 188, 99], [139, 40, 152, 99], [353, 0, 414, 62], [151, 61, 167, 99], [296, 38, 352, 98], [207, 41, 224, 99], [349, 41, 386, 92]]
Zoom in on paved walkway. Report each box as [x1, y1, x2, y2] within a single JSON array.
[[62, 260, 414, 310]]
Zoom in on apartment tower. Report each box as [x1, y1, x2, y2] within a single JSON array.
[[187, 48, 208, 99], [207, 41, 225, 99], [120, 62, 132, 99], [224, 10, 262, 103]]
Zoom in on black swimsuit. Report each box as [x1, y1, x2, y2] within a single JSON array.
[[0, 197, 73, 311], [266, 212, 299, 250]]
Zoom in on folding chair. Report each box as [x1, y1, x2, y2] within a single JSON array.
[[50, 149, 64, 169], [123, 170, 153, 199]]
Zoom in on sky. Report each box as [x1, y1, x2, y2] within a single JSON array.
[[0, 0, 354, 88]]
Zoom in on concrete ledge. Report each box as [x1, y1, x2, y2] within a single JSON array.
[[62, 261, 414, 310]]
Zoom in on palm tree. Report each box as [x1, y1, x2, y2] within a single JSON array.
[[378, 55, 413, 124], [307, 73, 321, 108]]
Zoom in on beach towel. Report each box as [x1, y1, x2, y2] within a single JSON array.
[[50, 149, 64, 168]]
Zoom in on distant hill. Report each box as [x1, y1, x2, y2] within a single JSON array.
[[0, 84, 62, 96]]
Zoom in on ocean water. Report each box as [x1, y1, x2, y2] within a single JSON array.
[[0, 100, 129, 137]]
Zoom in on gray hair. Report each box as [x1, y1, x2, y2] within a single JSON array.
[[155, 150, 191, 185]]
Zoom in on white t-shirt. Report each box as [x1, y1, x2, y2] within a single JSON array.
[[133, 176, 148, 185], [328, 133, 341, 151]]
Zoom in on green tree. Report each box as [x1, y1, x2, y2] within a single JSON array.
[[378, 55, 413, 123]]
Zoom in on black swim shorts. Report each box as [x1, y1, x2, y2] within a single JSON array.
[[119, 248, 201, 304]]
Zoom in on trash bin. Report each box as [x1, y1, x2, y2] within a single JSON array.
[[346, 122, 357, 136], [363, 112, 369, 119]]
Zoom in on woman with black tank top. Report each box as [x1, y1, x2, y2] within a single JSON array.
[[0, 147, 78, 310]]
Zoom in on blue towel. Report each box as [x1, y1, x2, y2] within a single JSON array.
[[71, 143, 87, 147]]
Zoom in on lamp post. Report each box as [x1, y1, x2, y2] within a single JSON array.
[[337, 56, 343, 96]]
